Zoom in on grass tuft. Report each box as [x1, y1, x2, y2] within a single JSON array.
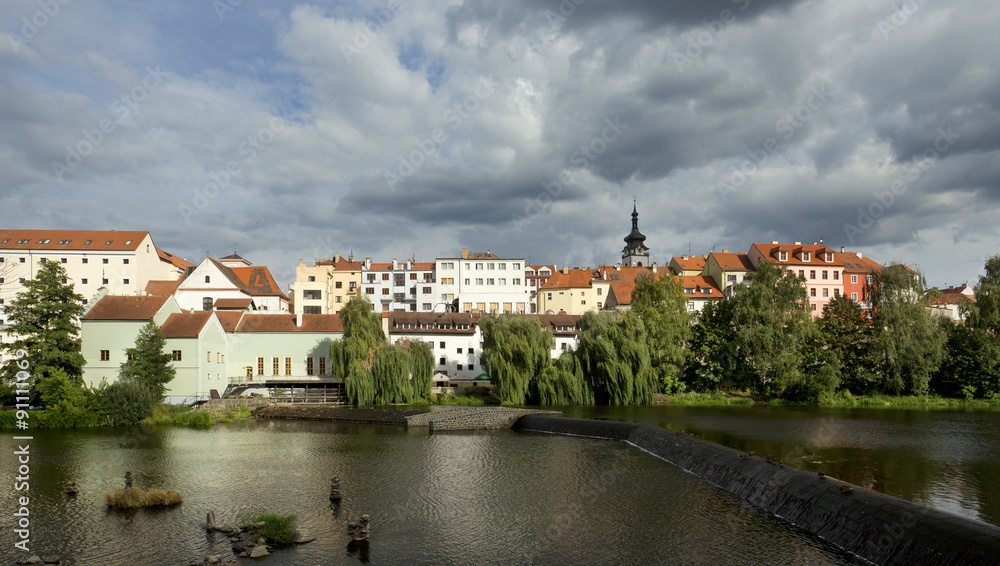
[[239, 512, 299, 544], [104, 486, 182, 508]]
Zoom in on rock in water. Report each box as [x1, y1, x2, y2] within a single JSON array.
[[249, 545, 270, 558], [330, 475, 343, 502], [347, 514, 370, 541]]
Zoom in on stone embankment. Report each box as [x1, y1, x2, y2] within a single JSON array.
[[513, 415, 1000, 566], [404, 407, 560, 431]]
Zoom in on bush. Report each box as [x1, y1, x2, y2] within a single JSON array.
[[174, 410, 213, 425], [240, 513, 299, 544], [101, 381, 157, 426]]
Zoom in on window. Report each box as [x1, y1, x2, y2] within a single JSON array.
[[457, 364, 463, 371], [382, 273, 389, 281], [422, 303, 431, 310], [688, 301, 695, 310], [487, 278, 495, 285], [81, 279, 88, 285], [0, 278, 3, 284], [100, 350, 110, 361], [597, 288, 603, 296], [422, 287, 431, 294], [476, 278, 483, 285], [851, 292, 858, 301], [822, 270, 828, 280], [335, 296, 342, 303], [834, 289, 840, 297], [476, 302, 486, 311], [273, 357, 279, 375], [220, 353, 224, 363], [382, 288, 389, 295], [851, 275, 858, 284], [203, 297, 213, 311], [367, 274, 376, 282], [258, 357, 265, 375], [363, 287, 374, 295], [475, 263, 483, 270], [303, 306, 321, 314], [102, 278, 108, 285], [833, 271, 839, 280], [581, 300, 586, 305], [307, 357, 314, 375], [207, 351, 212, 362], [513, 278, 521, 285], [442, 262, 454, 269], [469, 364, 474, 371], [779, 251, 787, 261], [503, 302, 512, 312], [866, 275, 873, 284], [597, 302, 603, 309], [60, 258, 67, 263], [684, 288, 694, 294], [410, 273, 417, 280], [809, 270, 816, 279], [498, 278, 506, 285], [319, 357, 326, 375], [39, 258, 47, 264], [82, 258, 88, 264], [468, 348, 474, 355], [441, 278, 454, 284], [825, 253, 833, 262], [822, 288, 829, 297], [303, 290, 322, 300], [457, 347, 463, 353], [811, 304, 817, 312], [0, 299, 3, 305], [802, 251, 811, 262], [546, 293, 552, 300], [308, 276, 316, 282], [124, 240, 132, 245], [487, 263, 495, 270], [172, 350, 182, 361], [123, 259, 129, 264], [58, 239, 70, 245], [246, 367, 253, 378], [810, 288, 816, 297], [16, 239, 29, 244], [19, 257, 25, 263], [105, 240, 112, 245], [285, 357, 292, 375], [439, 357, 446, 365], [123, 279, 129, 285], [464, 279, 470, 285], [103, 258, 109, 264], [489, 302, 499, 312], [513, 263, 520, 270]]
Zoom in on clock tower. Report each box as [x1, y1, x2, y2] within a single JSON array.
[[621, 200, 649, 267]]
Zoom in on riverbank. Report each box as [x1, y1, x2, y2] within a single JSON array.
[[654, 391, 1000, 409]]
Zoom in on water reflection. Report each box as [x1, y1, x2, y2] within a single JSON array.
[[1, 421, 856, 565]]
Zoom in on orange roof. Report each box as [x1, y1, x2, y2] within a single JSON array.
[[160, 312, 213, 338], [234, 314, 344, 332], [215, 311, 244, 332], [679, 275, 724, 298], [596, 265, 657, 284], [145, 280, 181, 296], [228, 265, 288, 299], [710, 252, 754, 271], [607, 282, 636, 305], [752, 243, 845, 267], [539, 268, 598, 290], [0, 230, 149, 251], [83, 295, 171, 320], [929, 294, 974, 306], [156, 248, 194, 270], [671, 256, 707, 271], [316, 258, 364, 271], [835, 252, 882, 273], [214, 298, 253, 309]]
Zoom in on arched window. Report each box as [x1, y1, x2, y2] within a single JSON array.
[[203, 297, 213, 311], [205, 275, 211, 283]]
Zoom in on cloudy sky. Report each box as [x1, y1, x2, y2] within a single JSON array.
[[2, 0, 998, 289]]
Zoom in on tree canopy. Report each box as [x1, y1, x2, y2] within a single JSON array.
[[629, 273, 690, 393], [119, 321, 176, 401]]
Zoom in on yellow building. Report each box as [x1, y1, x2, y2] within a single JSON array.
[[292, 253, 362, 314]]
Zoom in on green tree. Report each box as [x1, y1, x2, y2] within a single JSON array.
[[820, 295, 874, 394], [480, 314, 555, 405], [101, 379, 157, 426], [575, 311, 657, 405], [119, 321, 176, 401], [683, 301, 737, 391], [965, 254, 1000, 335], [1, 261, 86, 401], [933, 321, 1000, 399], [866, 264, 945, 395], [33, 368, 104, 427], [630, 273, 691, 393]]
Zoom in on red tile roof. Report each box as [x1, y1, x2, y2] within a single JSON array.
[[316, 258, 364, 271], [82, 295, 171, 320], [145, 280, 181, 296], [671, 256, 707, 272], [214, 298, 253, 309], [928, 294, 974, 306], [215, 311, 245, 332], [156, 248, 194, 270], [234, 314, 344, 332], [835, 252, 882, 273], [607, 282, 636, 305], [539, 268, 598, 290], [0, 230, 149, 251], [222, 263, 288, 299], [596, 265, 658, 284], [389, 312, 482, 334], [160, 312, 213, 338], [710, 252, 754, 271], [752, 243, 844, 267], [679, 275, 724, 298]]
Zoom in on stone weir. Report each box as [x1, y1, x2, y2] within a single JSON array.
[[255, 404, 560, 431], [513, 415, 1000, 566]]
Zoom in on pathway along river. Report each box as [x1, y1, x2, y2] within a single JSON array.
[[561, 404, 1000, 528]]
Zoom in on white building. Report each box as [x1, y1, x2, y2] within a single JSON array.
[[173, 255, 289, 313], [435, 248, 529, 314], [361, 258, 437, 312]]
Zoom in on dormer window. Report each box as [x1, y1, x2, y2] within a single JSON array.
[[825, 253, 833, 262], [105, 240, 113, 245], [778, 251, 788, 261], [801, 251, 811, 262]]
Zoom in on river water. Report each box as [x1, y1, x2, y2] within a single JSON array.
[[2, 404, 997, 565]]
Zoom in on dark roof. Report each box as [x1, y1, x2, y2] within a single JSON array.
[[160, 312, 213, 338], [145, 280, 181, 296], [82, 295, 171, 320], [389, 312, 482, 334], [214, 298, 253, 309], [215, 311, 245, 332], [205, 258, 288, 300], [156, 248, 195, 269], [235, 314, 344, 332]]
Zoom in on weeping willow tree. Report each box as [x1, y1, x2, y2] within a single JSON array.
[[480, 314, 554, 405], [399, 338, 434, 400], [536, 351, 594, 405], [575, 311, 657, 405], [372, 345, 413, 404]]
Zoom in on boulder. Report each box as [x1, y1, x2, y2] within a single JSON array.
[[16, 556, 41, 565], [248, 545, 270, 558]]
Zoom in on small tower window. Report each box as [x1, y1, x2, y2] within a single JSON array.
[[205, 275, 211, 283]]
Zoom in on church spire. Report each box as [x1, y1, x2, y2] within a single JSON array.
[[622, 198, 649, 267]]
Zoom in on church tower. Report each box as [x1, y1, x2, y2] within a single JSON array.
[[621, 200, 649, 267]]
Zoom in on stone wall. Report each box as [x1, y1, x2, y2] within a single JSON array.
[[514, 415, 1000, 566], [201, 398, 271, 411], [406, 407, 560, 431]]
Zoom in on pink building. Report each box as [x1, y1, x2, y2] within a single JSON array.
[[748, 241, 845, 317]]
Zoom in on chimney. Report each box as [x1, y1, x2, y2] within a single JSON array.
[[722, 248, 728, 253], [334, 252, 341, 263], [562, 265, 569, 275], [461, 248, 469, 259], [616, 265, 621, 271], [857, 252, 863, 259], [794, 241, 801, 245], [652, 266, 657, 274], [683, 254, 689, 260], [296, 312, 303, 327], [771, 240, 779, 245], [392, 258, 398, 270], [840, 246, 845, 253]]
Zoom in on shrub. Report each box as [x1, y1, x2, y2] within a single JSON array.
[[240, 513, 299, 544], [104, 486, 182, 508], [101, 381, 157, 426], [174, 410, 213, 425]]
